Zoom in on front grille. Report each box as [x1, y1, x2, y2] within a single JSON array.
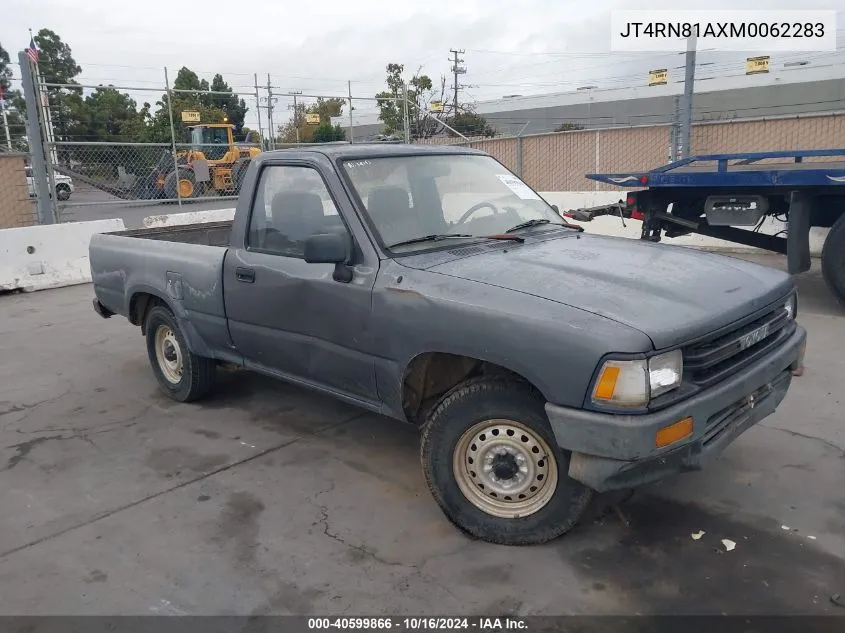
[[684, 305, 794, 389]]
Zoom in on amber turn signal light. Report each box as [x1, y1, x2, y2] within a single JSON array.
[[655, 417, 694, 448]]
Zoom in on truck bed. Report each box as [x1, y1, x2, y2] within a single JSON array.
[[112, 221, 232, 247], [89, 222, 231, 359]]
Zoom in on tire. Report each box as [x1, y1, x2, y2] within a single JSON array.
[[164, 168, 197, 200], [420, 377, 593, 545], [144, 305, 215, 402], [821, 213, 845, 307], [55, 184, 71, 201]]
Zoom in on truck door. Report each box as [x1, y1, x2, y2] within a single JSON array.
[[223, 162, 379, 402]]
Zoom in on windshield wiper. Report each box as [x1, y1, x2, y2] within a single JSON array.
[[387, 234, 474, 248], [388, 232, 526, 249], [506, 218, 583, 233]]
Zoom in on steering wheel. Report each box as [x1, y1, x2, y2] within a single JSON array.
[[454, 201, 502, 226]]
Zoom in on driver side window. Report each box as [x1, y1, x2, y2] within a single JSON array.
[[247, 165, 345, 258]]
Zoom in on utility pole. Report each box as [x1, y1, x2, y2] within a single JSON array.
[[20, 51, 53, 224], [253, 73, 264, 149], [680, 34, 696, 158], [288, 91, 303, 143], [266, 74, 275, 150], [449, 49, 466, 116], [402, 81, 410, 144], [348, 80, 354, 144]]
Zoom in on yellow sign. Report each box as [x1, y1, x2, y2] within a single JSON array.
[[746, 56, 770, 75], [430, 101, 444, 113], [305, 113, 320, 125], [648, 69, 668, 86], [181, 111, 201, 123]]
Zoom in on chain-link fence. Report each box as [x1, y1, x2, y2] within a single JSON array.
[[13, 60, 416, 227], [9, 52, 845, 226]]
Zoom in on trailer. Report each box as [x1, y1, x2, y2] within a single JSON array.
[[587, 149, 845, 306]]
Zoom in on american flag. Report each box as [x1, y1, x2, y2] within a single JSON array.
[[25, 34, 38, 64]]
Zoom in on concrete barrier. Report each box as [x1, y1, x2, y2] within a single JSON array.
[[0, 219, 125, 293], [540, 191, 827, 256], [142, 208, 235, 228]]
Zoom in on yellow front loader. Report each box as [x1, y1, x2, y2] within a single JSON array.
[[143, 123, 261, 200]]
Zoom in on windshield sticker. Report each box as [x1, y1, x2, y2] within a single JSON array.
[[496, 174, 541, 200], [346, 160, 372, 169]]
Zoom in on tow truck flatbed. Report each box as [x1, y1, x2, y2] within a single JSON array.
[[586, 149, 845, 306], [587, 149, 845, 189]]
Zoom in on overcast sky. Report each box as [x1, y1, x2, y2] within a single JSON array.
[[2, 0, 843, 130]]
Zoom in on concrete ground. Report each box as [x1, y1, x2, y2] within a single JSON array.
[[0, 252, 843, 616]]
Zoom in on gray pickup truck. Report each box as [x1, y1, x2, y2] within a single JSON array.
[[90, 144, 806, 545]]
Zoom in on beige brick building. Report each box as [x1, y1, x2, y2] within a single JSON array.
[[0, 153, 36, 229]]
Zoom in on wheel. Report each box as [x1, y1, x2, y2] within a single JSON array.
[[55, 184, 71, 201], [821, 213, 845, 307], [144, 305, 215, 402], [420, 377, 593, 545], [164, 168, 198, 200]]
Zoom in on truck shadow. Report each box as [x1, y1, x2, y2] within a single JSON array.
[[563, 491, 845, 615]]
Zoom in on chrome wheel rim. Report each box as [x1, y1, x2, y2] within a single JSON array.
[[453, 419, 558, 519], [155, 325, 183, 384]]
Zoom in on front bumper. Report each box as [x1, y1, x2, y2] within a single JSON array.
[[546, 324, 806, 492]]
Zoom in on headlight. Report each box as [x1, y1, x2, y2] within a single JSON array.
[[648, 349, 683, 398], [784, 293, 797, 320], [592, 350, 683, 408]]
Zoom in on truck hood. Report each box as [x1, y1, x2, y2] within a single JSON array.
[[408, 234, 793, 349]]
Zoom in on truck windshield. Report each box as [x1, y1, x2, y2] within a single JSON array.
[[342, 154, 563, 251]]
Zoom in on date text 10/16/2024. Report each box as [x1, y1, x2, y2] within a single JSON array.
[[307, 618, 528, 631]]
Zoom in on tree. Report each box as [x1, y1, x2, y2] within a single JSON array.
[[146, 66, 229, 143], [80, 87, 150, 142], [312, 122, 345, 143], [207, 74, 248, 139], [277, 97, 345, 144], [375, 63, 442, 139], [33, 29, 83, 143], [555, 122, 584, 132], [0, 41, 28, 150], [448, 110, 494, 138]]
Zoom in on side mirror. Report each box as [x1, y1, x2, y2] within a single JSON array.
[[303, 233, 353, 283], [551, 204, 560, 215]]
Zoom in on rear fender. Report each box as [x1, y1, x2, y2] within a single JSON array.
[[127, 286, 214, 358]]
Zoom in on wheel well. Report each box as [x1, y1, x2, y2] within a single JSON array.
[[402, 352, 536, 424], [129, 292, 166, 334]]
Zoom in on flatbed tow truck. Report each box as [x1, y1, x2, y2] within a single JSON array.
[[587, 149, 845, 306]]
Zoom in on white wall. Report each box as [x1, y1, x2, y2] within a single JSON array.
[[0, 219, 126, 292]]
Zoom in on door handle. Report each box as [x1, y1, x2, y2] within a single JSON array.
[[235, 267, 255, 283]]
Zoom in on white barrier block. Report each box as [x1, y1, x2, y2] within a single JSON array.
[[142, 208, 236, 228], [540, 191, 827, 256], [0, 219, 126, 293]]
